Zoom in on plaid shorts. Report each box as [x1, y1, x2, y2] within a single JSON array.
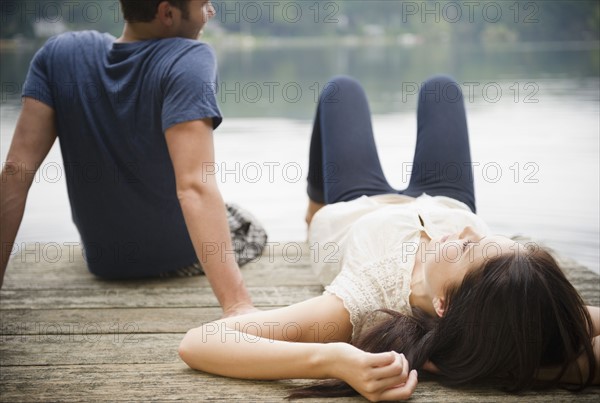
[[159, 203, 268, 277]]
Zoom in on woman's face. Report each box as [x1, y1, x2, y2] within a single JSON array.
[[421, 226, 523, 303]]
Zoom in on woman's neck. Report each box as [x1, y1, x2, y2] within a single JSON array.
[[409, 233, 437, 317]]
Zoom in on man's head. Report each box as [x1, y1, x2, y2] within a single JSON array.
[[119, 0, 191, 22], [118, 1, 215, 40]]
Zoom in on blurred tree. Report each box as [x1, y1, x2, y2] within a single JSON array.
[[1, 0, 598, 43]]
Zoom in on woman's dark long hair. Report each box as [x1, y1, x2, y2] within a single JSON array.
[[289, 246, 596, 399]]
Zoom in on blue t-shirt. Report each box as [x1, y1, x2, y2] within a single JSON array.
[[22, 31, 223, 278]]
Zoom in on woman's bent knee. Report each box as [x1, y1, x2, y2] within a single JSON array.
[[324, 75, 365, 98], [420, 74, 463, 103]]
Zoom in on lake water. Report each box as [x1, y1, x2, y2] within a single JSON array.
[[1, 41, 599, 273]]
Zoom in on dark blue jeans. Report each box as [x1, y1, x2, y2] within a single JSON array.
[[307, 75, 476, 213]]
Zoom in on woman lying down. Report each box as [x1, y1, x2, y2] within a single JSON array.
[[178, 76, 600, 401]]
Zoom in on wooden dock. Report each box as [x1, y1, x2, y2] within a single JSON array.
[[1, 241, 599, 402]]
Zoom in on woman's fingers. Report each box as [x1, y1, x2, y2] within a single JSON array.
[[379, 369, 419, 401], [355, 352, 418, 402], [366, 351, 396, 368], [372, 353, 411, 390], [370, 352, 407, 380]]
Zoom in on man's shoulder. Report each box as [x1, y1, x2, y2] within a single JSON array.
[[153, 39, 218, 79], [155, 38, 216, 59], [40, 30, 114, 55], [48, 30, 113, 45]]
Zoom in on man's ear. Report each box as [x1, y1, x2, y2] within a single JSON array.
[[432, 297, 446, 318], [156, 1, 177, 27]]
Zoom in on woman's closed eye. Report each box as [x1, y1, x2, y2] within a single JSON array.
[[462, 240, 473, 251]]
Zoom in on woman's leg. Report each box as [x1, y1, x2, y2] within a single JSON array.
[[402, 75, 476, 213], [306, 76, 395, 206]]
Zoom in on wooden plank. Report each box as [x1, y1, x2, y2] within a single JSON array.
[[0, 307, 228, 335], [0, 363, 304, 402], [1, 267, 318, 290], [2, 243, 318, 290], [1, 363, 598, 402], [0, 306, 290, 335], [0, 333, 182, 366], [0, 286, 323, 309], [4, 242, 312, 269], [2, 332, 600, 397]]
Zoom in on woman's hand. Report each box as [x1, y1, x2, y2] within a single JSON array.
[[329, 343, 418, 402]]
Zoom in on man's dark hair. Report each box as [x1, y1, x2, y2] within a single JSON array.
[[119, 0, 190, 22]]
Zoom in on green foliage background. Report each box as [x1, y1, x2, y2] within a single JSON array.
[[1, 0, 598, 43]]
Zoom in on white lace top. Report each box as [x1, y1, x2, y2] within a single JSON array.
[[308, 193, 490, 342]]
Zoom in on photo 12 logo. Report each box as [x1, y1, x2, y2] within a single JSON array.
[[0, 1, 108, 24], [398, 1, 540, 24], [0, 1, 540, 27], [201, 161, 304, 184], [401, 81, 540, 104], [203, 81, 340, 105], [0, 321, 140, 344], [209, 1, 340, 24]]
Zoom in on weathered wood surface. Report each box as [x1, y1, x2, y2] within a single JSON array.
[[2, 243, 315, 289], [1, 242, 599, 402], [0, 307, 225, 334], [2, 364, 599, 402], [0, 286, 321, 309], [1, 334, 181, 366]]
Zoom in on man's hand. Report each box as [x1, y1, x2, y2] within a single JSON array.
[[329, 343, 418, 402]]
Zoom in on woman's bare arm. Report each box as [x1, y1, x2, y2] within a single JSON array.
[[536, 335, 600, 384], [587, 306, 600, 337], [178, 294, 419, 401], [178, 294, 352, 378], [536, 306, 600, 384]]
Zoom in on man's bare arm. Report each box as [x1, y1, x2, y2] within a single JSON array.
[[1, 98, 57, 287], [165, 118, 255, 317]]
